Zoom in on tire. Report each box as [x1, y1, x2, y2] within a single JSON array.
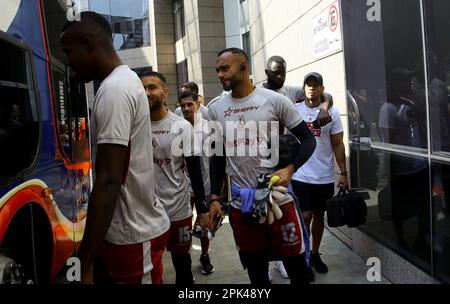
[[0, 250, 25, 284]]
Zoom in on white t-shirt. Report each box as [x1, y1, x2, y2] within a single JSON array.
[[292, 102, 343, 184], [187, 117, 211, 197], [151, 111, 199, 221], [208, 87, 303, 208], [93, 65, 170, 245], [175, 104, 209, 120], [378, 101, 427, 175]]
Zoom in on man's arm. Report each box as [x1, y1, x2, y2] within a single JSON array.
[[185, 156, 208, 214], [321, 92, 334, 110], [316, 93, 334, 127], [331, 132, 349, 189], [77, 143, 127, 283], [208, 146, 226, 228], [270, 121, 316, 186]]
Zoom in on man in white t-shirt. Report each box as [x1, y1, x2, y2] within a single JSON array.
[[59, 12, 170, 284], [178, 91, 215, 275], [174, 82, 209, 119], [140, 71, 208, 284], [208, 48, 317, 284], [291, 72, 348, 278], [262, 56, 334, 279]]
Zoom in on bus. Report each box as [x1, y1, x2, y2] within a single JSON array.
[[0, 0, 90, 283]]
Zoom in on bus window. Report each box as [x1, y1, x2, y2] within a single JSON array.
[[68, 73, 90, 163], [42, 0, 90, 165], [0, 38, 39, 182]]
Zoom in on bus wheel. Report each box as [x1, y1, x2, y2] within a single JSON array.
[[0, 250, 26, 284]]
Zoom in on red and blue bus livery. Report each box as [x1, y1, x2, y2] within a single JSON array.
[[0, 0, 90, 283]]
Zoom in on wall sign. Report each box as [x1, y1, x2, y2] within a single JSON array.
[[313, 0, 343, 59]]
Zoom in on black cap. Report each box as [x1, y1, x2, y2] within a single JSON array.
[[304, 72, 323, 86]]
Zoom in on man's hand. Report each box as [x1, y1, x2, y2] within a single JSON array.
[[194, 212, 209, 230], [315, 108, 332, 127], [338, 175, 349, 190], [208, 200, 224, 231], [269, 164, 295, 187]]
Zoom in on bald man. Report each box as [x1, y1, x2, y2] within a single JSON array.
[[208, 48, 316, 284], [60, 11, 170, 284], [263, 56, 334, 128]]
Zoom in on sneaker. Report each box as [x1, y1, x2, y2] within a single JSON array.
[[274, 261, 289, 279], [311, 252, 328, 273], [200, 254, 215, 275], [307, 265, 315, 282], [300, 252, 315, 282]]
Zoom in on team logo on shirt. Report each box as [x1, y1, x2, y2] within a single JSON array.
[[152, 130, 170, 135], [153, 157, 171, 166], [238, 116, 246, 129], [224, 106, 260, 118], [307, 122, 321, 137]]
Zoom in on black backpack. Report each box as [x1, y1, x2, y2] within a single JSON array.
[[326, 188, 367, 228]]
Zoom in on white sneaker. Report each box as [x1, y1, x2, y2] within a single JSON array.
[[275, 260, 289, 279]]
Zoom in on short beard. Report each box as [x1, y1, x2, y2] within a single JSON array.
[[267, 78, 283, 90], [306, 95, 321, 105], [223, 84, 232, 91], [150, 103, 162, 112]]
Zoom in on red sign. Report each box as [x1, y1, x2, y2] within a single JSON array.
[[328, 5, 339, 32]]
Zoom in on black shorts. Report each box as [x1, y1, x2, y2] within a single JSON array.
[[291, 180, 335, 212]]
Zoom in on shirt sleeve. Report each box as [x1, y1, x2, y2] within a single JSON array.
[[330, 107, 344, 135], [276, 94, 304, 129], [94, 85, 134, 147]]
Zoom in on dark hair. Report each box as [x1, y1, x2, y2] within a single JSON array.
[[179, 92, 199, 102], [267, 55, 286, 66], [139, 71, 167, 86], [180, 82, 199, 94], [217, 48, 249, 62], [62, 11, 112, 37]]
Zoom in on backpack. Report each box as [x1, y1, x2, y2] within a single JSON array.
[[326, 188, 367, 228]]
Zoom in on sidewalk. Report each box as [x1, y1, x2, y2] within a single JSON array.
[[162, 216, 391, 284]]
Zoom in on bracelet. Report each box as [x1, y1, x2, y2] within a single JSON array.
[[339, 172, 348, 176]]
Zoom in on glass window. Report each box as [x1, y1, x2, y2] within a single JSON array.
[[242, 31, 252, 74], [0, 38, 39, 181], [89, 0, 150, 50], [68, 73, 90, 164], [431, 161, 450, 282], [176, 59, 188, 91], [51, 66, 90, 164], [342, 0, 427, 153], [423, 0, 450, 157], [174, 0, 185, 41], [350, 144, 432, 273], [51, 67, 71, 158], [42, 0, 67, 65]]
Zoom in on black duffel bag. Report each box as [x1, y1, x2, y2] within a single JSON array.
[[326, 188, 367, 228]]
